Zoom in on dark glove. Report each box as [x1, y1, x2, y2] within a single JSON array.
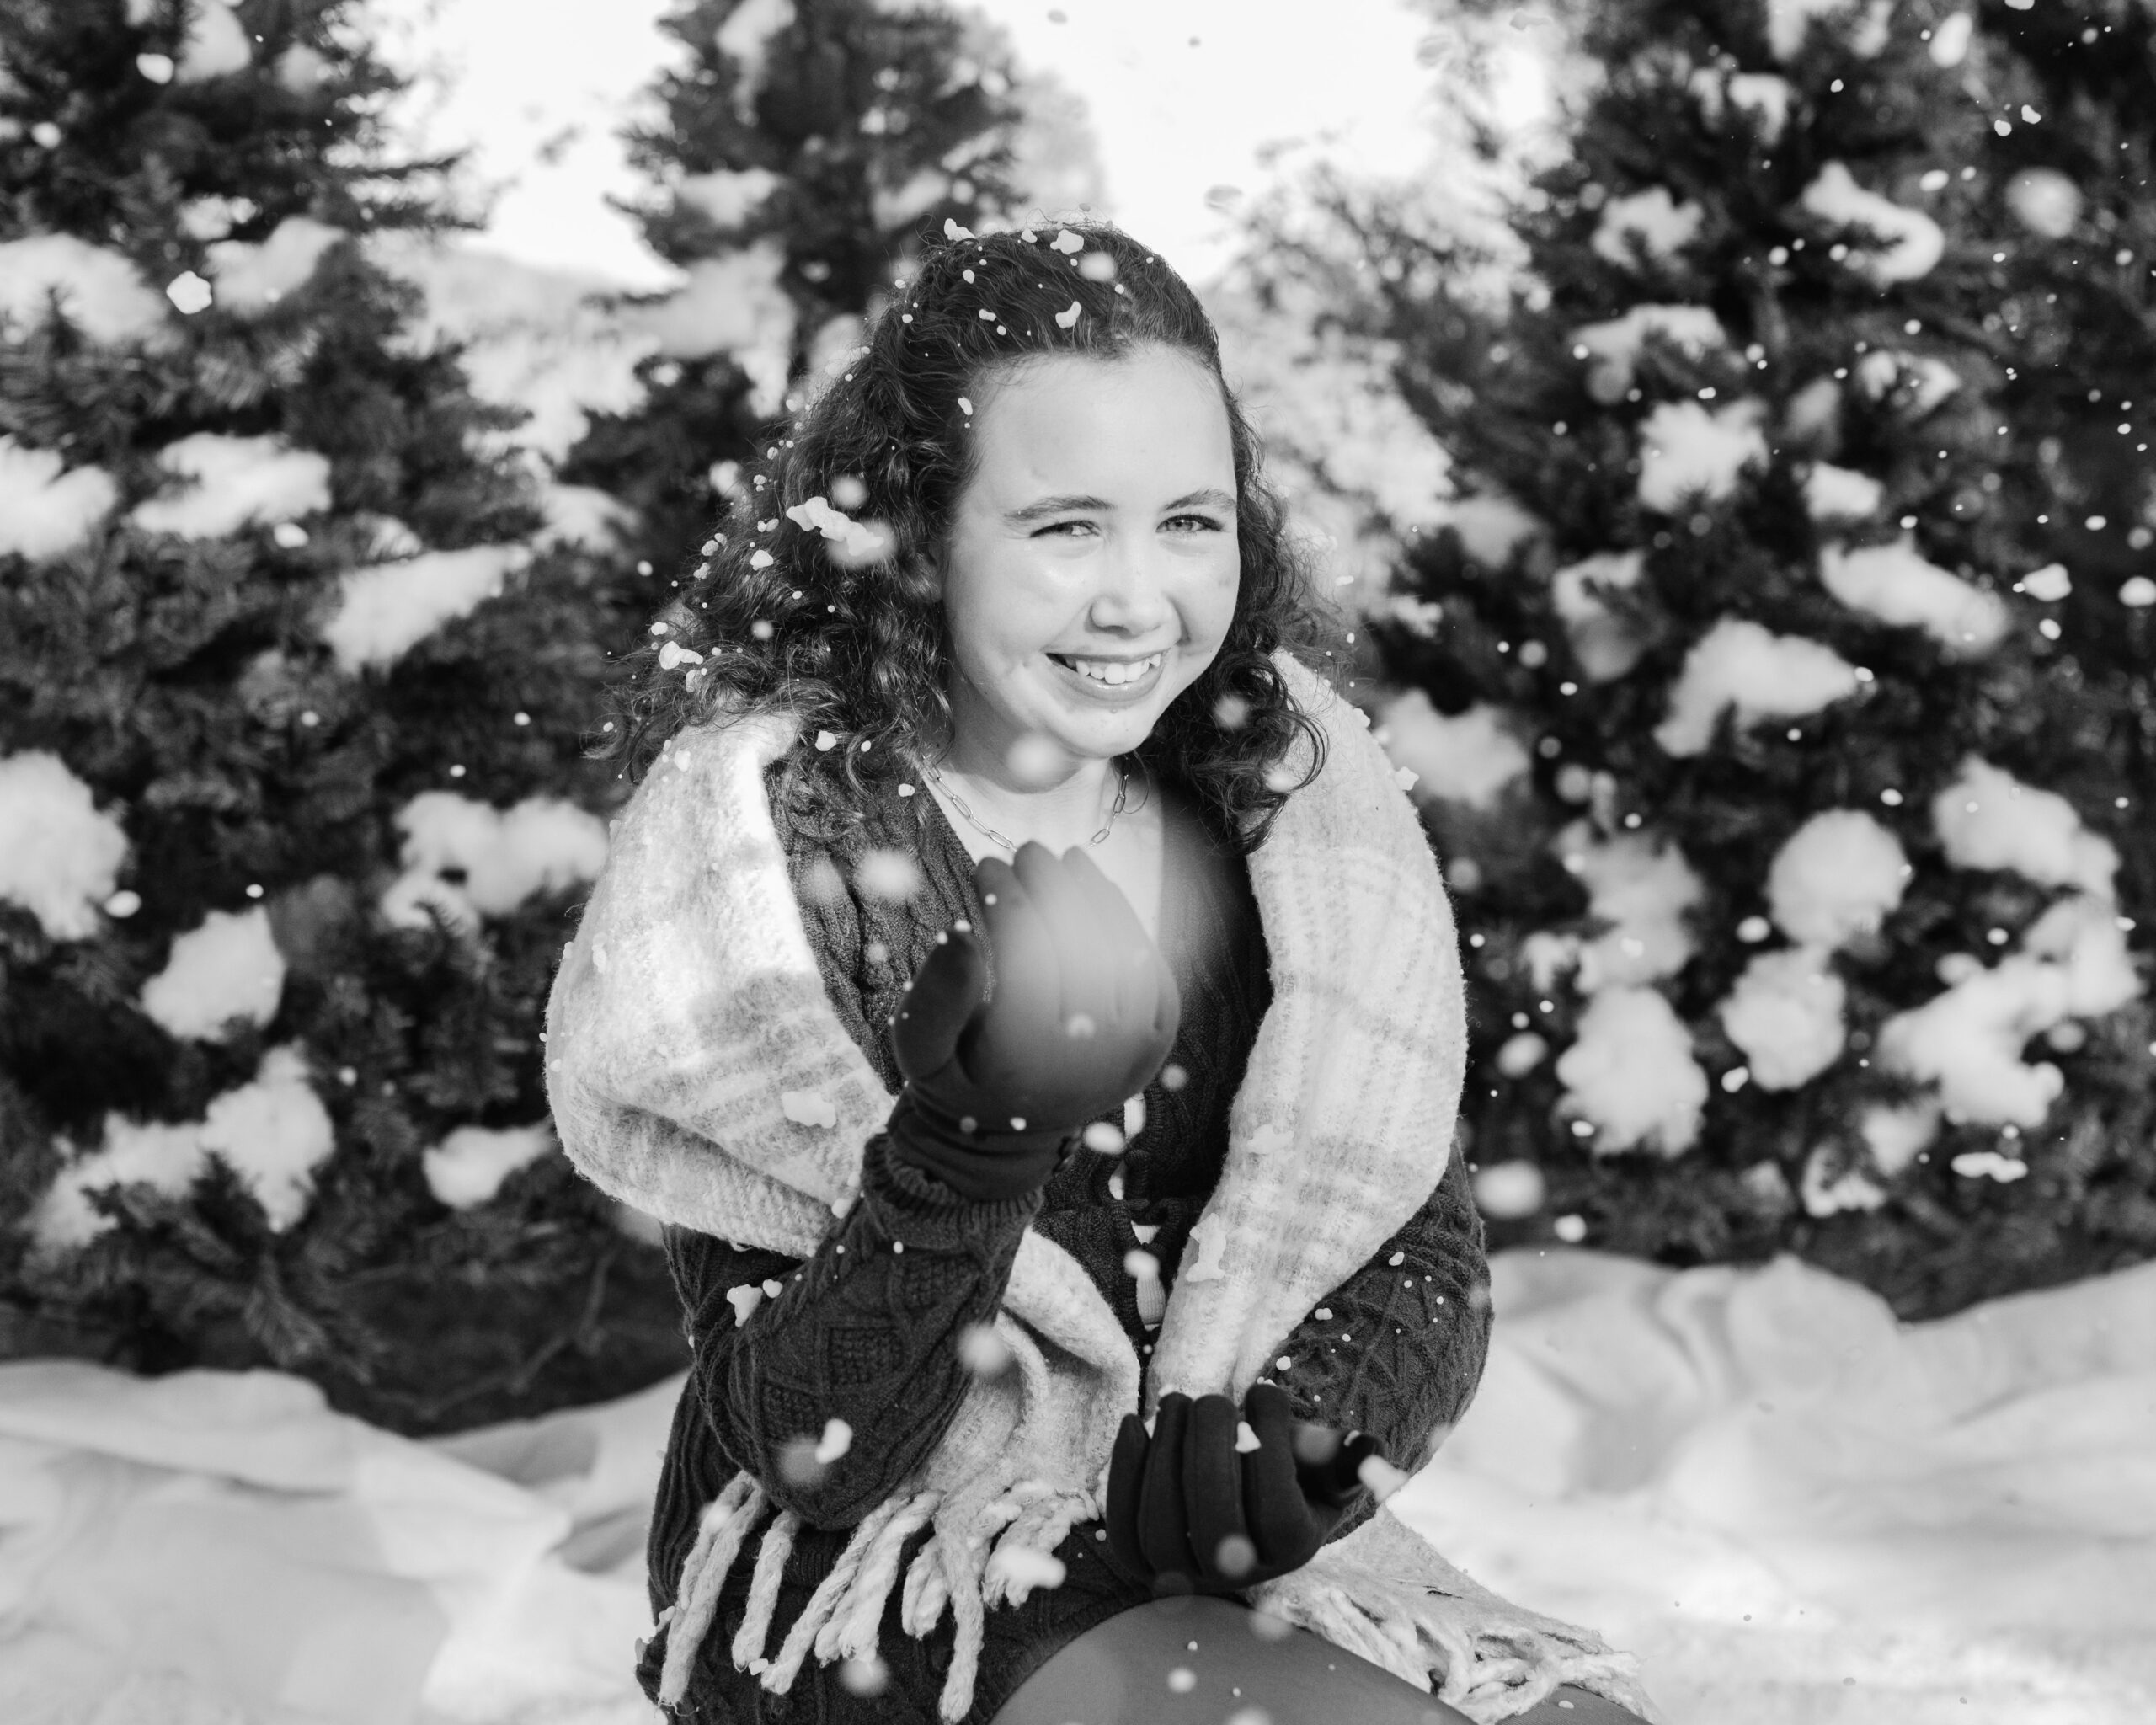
[[885, 840, 1180, 1204], [1104, 1381, 1386, 1594]]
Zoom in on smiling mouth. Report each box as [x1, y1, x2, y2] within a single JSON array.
[[1048, 651, 1166, 687]]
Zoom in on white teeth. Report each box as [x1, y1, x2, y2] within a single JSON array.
[[1065, 653, 1161, 686]]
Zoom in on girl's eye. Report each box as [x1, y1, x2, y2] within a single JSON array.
[[1036, 515, 1225, 537]]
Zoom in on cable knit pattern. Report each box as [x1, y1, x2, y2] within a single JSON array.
[[546, 649, 1657, 1725]]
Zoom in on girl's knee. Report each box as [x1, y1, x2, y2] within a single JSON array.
[[991, 1594, 1470, 1725]]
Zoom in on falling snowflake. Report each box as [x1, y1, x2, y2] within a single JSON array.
[[1055, 299, 1082, 329], [166, 271, 213, 313], [959, 1322, 1012, 1377], [1357, 1455, 1412, 1503], [1051, 229, 1084, 254], [2020, 563, 2071, 601], [856, 846, 925, 903], [838, 1653, 889, 1697]]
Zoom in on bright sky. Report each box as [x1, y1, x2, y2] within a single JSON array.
[[364, 0, 1488, 291]]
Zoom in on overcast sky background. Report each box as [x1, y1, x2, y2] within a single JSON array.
[[365, 0, 1545, 290]]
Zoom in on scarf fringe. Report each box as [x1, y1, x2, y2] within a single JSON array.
[[731, 1504, 802, 1671], [655, 1472, 766, 1708], [816, 1489, 942, 1665], [661, 1471, 1096, 1725], [659, 1472, 1657, 1725], [1246, 1559, 1662, 1725]]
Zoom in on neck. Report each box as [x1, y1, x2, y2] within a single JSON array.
[[925, 741, 1134, 852]]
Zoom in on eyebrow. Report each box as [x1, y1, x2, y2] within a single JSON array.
[[1003, 487, 1236, 524]]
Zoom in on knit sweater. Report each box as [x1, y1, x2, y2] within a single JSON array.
[[632, 754, 1494, 1722]]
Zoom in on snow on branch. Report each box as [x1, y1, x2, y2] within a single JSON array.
[[1636, 398, 1769, 512], [1554, 985, 1710, 1156], [28, 1045, 334, 1256], [319, 544, 533, 674], [381, 791, 610, 936], [0, 232, 168, 346], [1797, 163, 1945, 287], [1654, 617, 1864, 756], [129, 433, 332, 540], [137, 906, 286, 1042], [0, 437, 118, 559], [205, 216, 346, 312], [0, 750, 131, 942], [1817, 537, 2009, 660]]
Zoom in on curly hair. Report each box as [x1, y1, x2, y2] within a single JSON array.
[[585, 216, 1342, 857]]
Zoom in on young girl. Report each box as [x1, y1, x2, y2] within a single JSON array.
[[543, 219, 1655, 1725]]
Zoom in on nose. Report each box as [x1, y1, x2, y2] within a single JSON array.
[[1087, 534, 1177, 633]]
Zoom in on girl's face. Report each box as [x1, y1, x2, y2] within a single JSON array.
[[934, 345, 1241, 784]]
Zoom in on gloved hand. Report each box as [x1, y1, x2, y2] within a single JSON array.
[[885, 840, 1180, 1204], [1104, 1381, 1386, 1594]]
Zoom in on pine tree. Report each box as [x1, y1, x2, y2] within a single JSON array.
[[558, 0, 1086, 584], [0, 0, 686, 1430], [1340, 0, 2155, 1318], [1969, 0, 2156, 808]]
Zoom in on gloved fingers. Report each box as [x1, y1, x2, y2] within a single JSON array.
[[969, 852, 1061, 1074], [1059, 844, 1157, 1033], [1241, 1381, 1321, 1573], [1182, 1393, 1254, 1585], [1137, 1392, 1198, 1581], [1013, 841, 1112, 1028], [889, 921, 987, 1082], [1104, 1413, 1154, 1582]]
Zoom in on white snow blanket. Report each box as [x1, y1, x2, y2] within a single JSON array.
[[2, 1247, 2151, 1725]]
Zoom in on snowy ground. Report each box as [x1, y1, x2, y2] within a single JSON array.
[[3, 1246, 2151, 1725]]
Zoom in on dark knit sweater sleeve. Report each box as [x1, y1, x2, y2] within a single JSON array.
[[1264, 1138, 1492, 1543], [668, 1131, 1039, 1534], [661, 809, 1045, 1536]]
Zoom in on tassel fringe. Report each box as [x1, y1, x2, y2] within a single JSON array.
[[657, 1472, 767, 1709], [659, 1471, 1655, 1725], [815, 1489, 942, 1665], [731, 1505, 803, 1672], [756, 1493, 910, 1696], [1246, 1557, 1661, 1725], [899, 1527, 949, 1637]]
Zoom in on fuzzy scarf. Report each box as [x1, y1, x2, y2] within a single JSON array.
[[542, 649, 1658, 1724]]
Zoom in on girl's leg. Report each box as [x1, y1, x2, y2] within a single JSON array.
[[989, 1593, 1461, 1725], [989, 1594, 1645, 1725]]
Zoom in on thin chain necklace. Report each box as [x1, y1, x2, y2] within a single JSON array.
[[920, 756, 1130, 852]]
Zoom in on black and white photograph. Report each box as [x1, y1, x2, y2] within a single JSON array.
[[2, 1, 2152, 1722]]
